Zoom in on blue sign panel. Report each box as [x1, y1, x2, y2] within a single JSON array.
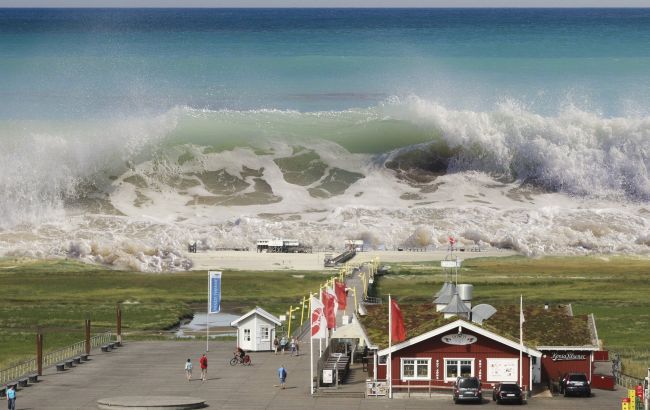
[[209, 271, 221, 314]]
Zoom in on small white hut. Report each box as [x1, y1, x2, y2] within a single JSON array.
[[230, 307, 282, 352]]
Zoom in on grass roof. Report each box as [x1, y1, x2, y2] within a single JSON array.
[[358, 303, 593, 350]]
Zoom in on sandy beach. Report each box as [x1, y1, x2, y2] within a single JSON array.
[[188, 249, 519, 271]]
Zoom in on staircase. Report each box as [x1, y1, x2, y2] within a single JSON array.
[[314, 363, 367, 399]]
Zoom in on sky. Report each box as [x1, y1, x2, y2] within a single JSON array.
[[1, 0, 649, 7]]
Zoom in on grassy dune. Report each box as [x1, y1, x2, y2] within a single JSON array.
[[0, 258, 326, 368], [374, 255, 650, 379]]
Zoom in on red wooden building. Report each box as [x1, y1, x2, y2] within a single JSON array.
[[359, 302, 601, 398]]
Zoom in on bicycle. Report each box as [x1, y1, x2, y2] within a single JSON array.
[[229, 352, 252, 366]]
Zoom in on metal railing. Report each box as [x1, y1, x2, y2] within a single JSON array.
[[616, 372, 644, 390], [0, 331, 113, 385], [0, 358, 37, 385]]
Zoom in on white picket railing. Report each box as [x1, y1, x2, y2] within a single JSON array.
[[0, 331, 113, 385]]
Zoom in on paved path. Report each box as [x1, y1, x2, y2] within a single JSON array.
[[12, 341, 626, 409]]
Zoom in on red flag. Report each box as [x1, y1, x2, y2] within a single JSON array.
[[335, 280, 347, 311], [390, 299, 407, 343], [448, 236, 456, 245], [321, 290, 336, 329]]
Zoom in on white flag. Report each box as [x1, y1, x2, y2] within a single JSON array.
[[310, 297, 327, 339]]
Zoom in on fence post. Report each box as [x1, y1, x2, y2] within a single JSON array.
[[85, 318, 91, 354], [36, 327, 43, 376], [116, 304, 122, 345]]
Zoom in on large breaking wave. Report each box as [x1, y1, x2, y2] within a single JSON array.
[[1, 96, 649, 270]]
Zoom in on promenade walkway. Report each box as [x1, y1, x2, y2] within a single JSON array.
[[13, 340, 623, 410]]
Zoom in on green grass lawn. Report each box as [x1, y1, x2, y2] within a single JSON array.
[[373, 255, 650, 379], [0, 258, 328, 368]]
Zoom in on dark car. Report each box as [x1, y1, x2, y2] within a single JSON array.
[[453, 376, 483, 404], [492, 383, 524, 404], [559, 373, 591, 397]]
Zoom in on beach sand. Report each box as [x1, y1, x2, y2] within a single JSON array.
[[188, 249, 519, 271]]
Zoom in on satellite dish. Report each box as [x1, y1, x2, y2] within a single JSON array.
[[471, 304, 497, 325]]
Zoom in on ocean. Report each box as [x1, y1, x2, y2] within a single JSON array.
[[1, 8, 649, 270]]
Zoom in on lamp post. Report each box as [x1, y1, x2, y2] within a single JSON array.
[[287, 305, 301, 337]]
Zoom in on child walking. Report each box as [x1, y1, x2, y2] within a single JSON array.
[[184, 358, 193, 381]]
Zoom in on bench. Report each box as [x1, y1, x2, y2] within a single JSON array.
[[28, 374, 38, 383], [0, 386, 6, 397], [108, 342, 116, 349], [56, 363, 66, 371], [64, 359, 74, 368], [81, 353, 90, 361], [6, 382, 18, 391], [101, 345, 110, 352], [73, 356, 82, 364], [18, 378, 28, 387]]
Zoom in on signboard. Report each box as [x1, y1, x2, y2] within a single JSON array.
[[441, 333, 477, 345], [323, 369, 334, 384], [487, 358, 518, 382], [208, 271, 222, 314], [550, 352, 587, 361], [441, 260, 461, 268], [366, 380, 388, 396]]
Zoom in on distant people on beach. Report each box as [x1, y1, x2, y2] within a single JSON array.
[[277, 365, 287, 389], [273, 336, 279, 354], [184, 358, 193, 381], [199, 353, 208, 382]]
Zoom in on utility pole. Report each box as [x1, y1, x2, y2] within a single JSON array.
[[84, 317, 91, 355], [116, 304, 122, 346], [36, 326, 43, 376]]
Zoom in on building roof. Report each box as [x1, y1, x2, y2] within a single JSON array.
[[358, 303, 595, 350], [230, 306, 282, 327], [377, 319, 542, 358], [433, 283, 456, 304], [441, 293, 471, 314]]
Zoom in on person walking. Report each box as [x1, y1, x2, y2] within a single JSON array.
[[280, 336, 287, 354], [273, 336, 279, 354], [289, 337, 296, 356], [199, 353, 208, 382], [277, 365, 287, 389], [6, 385, 16, 410], [184, 358, 193, 381]]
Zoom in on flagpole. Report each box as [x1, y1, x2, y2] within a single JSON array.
[[519, 294, 523, 388], [388, 294, 392, 399], [310, 297, 314, 395], [206, 272, 210, 352]]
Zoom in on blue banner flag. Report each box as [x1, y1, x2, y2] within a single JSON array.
[[209, 271, 222, 314]]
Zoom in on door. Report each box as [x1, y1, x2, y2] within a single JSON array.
[[242, 327, 253, 350]]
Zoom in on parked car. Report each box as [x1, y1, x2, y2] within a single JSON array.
[[453, 376, 483, 404], [492, 383, 524, 404], [559, 373, 591, 397]]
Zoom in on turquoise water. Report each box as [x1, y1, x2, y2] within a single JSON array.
[[2, 8, 650, 118]]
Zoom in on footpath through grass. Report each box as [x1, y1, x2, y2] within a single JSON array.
[[374, 255, 650, 379], [0, 258, 327, 368]]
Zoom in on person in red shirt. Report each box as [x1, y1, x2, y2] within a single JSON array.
[[199, 353, 208, 382]]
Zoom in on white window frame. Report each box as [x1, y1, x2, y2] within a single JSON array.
[[444, 358, 475, 381], [243, 328, 251, 342], [260, 326, 270, 341], [400, 358, 431, 381]]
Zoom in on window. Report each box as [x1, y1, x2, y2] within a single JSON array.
[[244, 328, 251, 342], [260, 326, 270, 341], [401, 358, 431, 381], [444, 359, 474, 381]]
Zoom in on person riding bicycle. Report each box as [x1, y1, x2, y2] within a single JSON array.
[[236, 346, 246, 360]]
